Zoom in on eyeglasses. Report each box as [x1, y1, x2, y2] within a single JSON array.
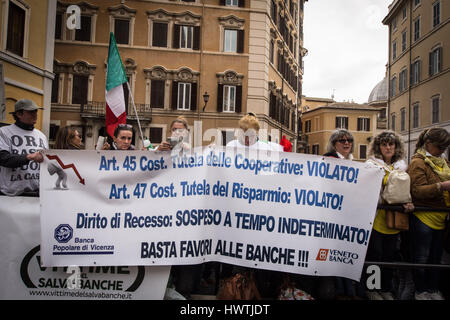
[[337, 138, 353, 144], [118, 124, 132, 129]]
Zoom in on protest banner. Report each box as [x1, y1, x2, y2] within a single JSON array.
[[40, 147, 384, 281], [0, 196, 170, 299]]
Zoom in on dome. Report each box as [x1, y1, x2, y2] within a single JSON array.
[[368, 77, 387, 104]]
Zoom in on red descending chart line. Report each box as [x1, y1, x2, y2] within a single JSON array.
[[46, 154, 85, 185]]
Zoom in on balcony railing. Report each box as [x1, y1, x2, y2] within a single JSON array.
[[81, 101, 152, 120]]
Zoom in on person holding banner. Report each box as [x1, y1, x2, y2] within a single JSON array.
[[407, 127, 450, 300], [321, 129, 365, 300], [226, 114, 283, 151], [0, 99, 48, 196], [155, 116, 190, 153], [365, 131, 414, 300], [324, 129, 354, 160], [101, 124, 135, 150], [154, 116, 202, 299]]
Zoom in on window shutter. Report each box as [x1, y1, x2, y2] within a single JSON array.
[[173, 25, 180, 49], [220, 0, 225, 5], [357, 118, 361, 131], [153, 23, 168, 47], [237, 30, 244, 53], [217, 84, 224, 112], [193, 26, 200, 50], [367, 118, 370, 131], [190, 83, 197, 111], [335, 117, 339, 128], [410, 64, 413, 85], [429, 51, 433, 76], [344, 117, 348, 129], [239, 0, 245, 7], [172, 81, 178, 110], [235, 85, 242, 113], [438, 47, 442, 72]]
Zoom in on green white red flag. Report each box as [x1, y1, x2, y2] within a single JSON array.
[[105, 32, 128, 138]]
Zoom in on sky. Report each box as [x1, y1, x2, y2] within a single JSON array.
[[302, 0, 393, 104]]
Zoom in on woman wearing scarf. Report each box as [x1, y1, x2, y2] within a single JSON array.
[[407, 127, 450, 300], [365, 131, 414, 300]]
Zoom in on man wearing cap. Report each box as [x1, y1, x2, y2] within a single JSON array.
[[0, 99, 48, 196]]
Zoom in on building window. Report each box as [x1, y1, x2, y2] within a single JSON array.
[[223, 85, 236, 112], [223, 29, 244, 53], [392, 18, 397, 32], [359, 145, 367, 160], [401, 30, 407, 52], [399, 69, 407, 92], [269, 40, 274, 64], [392, 41, 397, 60], [72, 75, 88, 105], [226, 0, 239, 6], [180, 25, 193, 49], [413, 103, 419, 128], [335, 116, 348, 129], [432, 1, 440, 27], [429, 47, 442, 76], [150, 80, 165, 108], [357, 117, 370, 131], [6, 1, 26, 57], [312, 144, 319, 155], [432, 96, 440, 124], [224, 29, 237, 53], [400, 108, 406, 131], [390, 76, 397, 97], [51, 74, 59, 103], [149, 127, 163, 144], [304, 120, 311, 133], [391, 113, 396, 131], [152, 22, 168, 47], [414, 0, 421, 7], [411, 60, 420, 85], [55, 13, 62, 40], [177, 82, 191, 110], [173, 25, 200, 50], [414, 17, 420, 41], [114, 18, 130, 44], [402, 6, 407, 20], [75, 15, 92, 42]]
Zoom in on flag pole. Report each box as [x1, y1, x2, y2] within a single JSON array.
[[126, 82, 144, 145]]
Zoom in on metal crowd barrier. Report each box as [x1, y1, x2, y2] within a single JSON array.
[[366, 204, 450, 270]]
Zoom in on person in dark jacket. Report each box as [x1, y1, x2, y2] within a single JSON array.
[[323, 129, 354, 160], [101, 123, 135, 150]]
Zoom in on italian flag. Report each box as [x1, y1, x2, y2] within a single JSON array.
[[105, 32, 128, 138]]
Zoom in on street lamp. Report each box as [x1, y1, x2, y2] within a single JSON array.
[[202, 91, 209, 111]]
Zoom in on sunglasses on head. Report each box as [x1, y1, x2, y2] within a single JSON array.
[[118, 124, 132, 129], [337, 138, 353, 144]]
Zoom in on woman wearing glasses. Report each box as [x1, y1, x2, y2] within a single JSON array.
[[101, 124, 135, 150], [320, 129, 364, 299], [407, 127, 450, 300], [324, 129, 354, 159]]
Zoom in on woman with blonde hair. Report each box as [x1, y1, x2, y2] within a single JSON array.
[[365, 131, 414, 300], [407, 127, 450, 300]]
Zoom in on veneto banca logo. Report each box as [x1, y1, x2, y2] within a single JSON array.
[[54, 224, 73, 243]]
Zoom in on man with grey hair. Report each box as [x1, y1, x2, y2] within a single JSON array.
[[0, 99, 48, 196]]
